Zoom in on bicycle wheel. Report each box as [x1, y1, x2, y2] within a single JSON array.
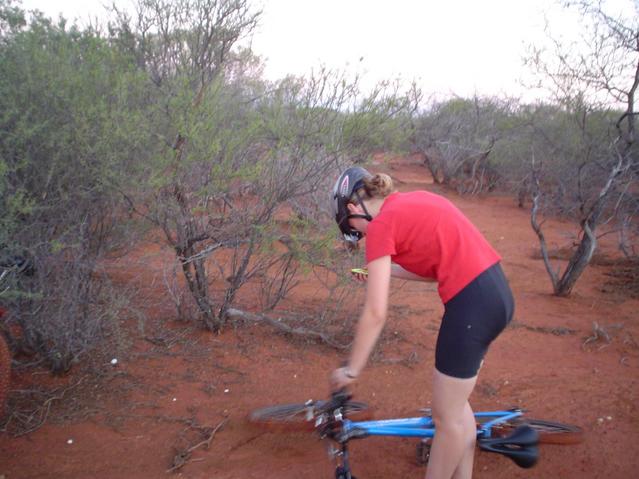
[[492, 418, 584, 444], [249, 400, 370, 431]]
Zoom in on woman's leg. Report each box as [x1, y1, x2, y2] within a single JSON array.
[[427, 263, 513, 478], [425, 369, 478, 479], [450, 401, 477, 479]]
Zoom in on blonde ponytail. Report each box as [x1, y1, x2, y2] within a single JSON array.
[[362, 173, 394, 199]]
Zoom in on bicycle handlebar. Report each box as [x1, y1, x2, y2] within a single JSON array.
[[319, 389, 352, 415]]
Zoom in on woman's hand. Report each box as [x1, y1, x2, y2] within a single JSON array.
[[330, 366, 357, 391]]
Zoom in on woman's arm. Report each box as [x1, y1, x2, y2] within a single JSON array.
[[391, 263, 434, 282], [331, 255, 391, 389]]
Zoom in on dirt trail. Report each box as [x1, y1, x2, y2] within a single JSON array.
[[1, 155, 638, 478]]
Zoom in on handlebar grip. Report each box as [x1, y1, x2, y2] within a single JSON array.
[[330, 388, 352, 405]]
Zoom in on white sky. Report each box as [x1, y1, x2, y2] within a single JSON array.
[[17, 0, 634, 100]]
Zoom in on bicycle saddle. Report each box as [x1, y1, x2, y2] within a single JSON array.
[[478, 425, 539, 469]]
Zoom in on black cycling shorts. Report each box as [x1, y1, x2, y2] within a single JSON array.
[[435, 262, 514, 379]]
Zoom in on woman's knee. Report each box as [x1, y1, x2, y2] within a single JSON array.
[[431, 403, 476, 439], [431, 370, 477, 410], [432, 409, 469, 433]]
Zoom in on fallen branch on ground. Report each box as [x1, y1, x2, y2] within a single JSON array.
[[509, 321, 576, 336], [225, 308, 349, 350]]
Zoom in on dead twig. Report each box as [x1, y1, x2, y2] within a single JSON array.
[[167, 418, 228, 473], [583, 321, 624, 349], [3, 375, 88, 437], [378, 351, 420, 368]]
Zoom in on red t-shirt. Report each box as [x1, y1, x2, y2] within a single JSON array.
[[365, 191, 500, 303]]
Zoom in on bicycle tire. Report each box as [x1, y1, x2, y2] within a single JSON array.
[[492, 418, 584, 445], [249, 400, 371, 431]]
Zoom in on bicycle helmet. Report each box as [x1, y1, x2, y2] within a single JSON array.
[[331, 166, 374, 244]]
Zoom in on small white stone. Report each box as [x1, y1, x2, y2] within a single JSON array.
[[67, 439, 74, 445], [110, 358, 118, 365], [606, 416, 613, 421], [597, 417, 604, 424], [224, 389, 230, 393], [172, 397, 177, 402]]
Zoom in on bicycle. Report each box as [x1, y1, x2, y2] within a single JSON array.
[[249, 390, 583, 479]]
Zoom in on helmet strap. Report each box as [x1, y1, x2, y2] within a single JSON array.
[[351, 190, 373, 221], [347, 213, 371, 221]]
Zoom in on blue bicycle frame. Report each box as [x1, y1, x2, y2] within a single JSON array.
[[340, 409, 524, 440], [330, 407, 539, 472]]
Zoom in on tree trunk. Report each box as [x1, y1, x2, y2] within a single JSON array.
[[178, 247, 219, 331], [554, 219, 597, 296]]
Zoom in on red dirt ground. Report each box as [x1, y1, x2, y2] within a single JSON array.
[[1, 155, 638, 478]]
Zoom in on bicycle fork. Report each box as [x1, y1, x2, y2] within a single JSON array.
[[326, 441, 356, 479]]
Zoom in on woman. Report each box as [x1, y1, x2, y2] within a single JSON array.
[[329, 166, 514, 479]]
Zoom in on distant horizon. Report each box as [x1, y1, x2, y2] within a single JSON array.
[[17, 0, 635, 103]]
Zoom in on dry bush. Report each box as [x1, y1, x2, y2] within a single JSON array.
[[601, 258, 639, 299], [1, 251, 128, 374]]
